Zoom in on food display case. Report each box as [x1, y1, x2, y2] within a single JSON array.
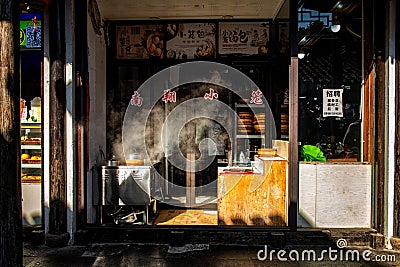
[[21, 122, 42, 225]]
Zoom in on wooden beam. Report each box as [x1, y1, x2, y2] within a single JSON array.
[[374, 55, 385, 233], [186, 151, 196, 207], [70, 0, 89, 232], [0, 0, 22, 265], [363, 71, 374, 163], [288, 0, 299, 230], [395, 0, 400, 237], [49, 0, 67, 235]]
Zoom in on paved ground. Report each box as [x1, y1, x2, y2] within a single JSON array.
[[23, 242, 400, 267]]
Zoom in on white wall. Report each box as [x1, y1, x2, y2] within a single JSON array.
[[299, 163, 371, 228], [86, 15, 107, 223]]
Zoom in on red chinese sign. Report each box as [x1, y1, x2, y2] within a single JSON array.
[[162, 90, 176, 103], [204, 88, 219, 100], [250, 90, 263, 105], [130, 91, 143, 107]]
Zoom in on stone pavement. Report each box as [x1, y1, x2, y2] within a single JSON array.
[[23, 242, 400, 267]]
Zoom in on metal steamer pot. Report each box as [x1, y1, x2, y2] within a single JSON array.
[[126, 152, 145, 166], [108, 155, 119, 166]]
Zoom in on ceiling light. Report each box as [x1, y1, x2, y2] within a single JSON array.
[[298, 52, 306, 59], [331, 15, 341, 33], [331, 24, 341, 33]]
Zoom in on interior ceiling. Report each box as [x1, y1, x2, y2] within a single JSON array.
[[299, 0, 360, 16], [97, 0, 287, 20]]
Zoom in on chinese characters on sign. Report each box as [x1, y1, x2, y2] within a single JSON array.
[[250, 90, 264, 105], [162, 90, 176, 103], [130, 91, 143, 107], [166, 23, 216, 59], [218, 22, 269, 56], [323, 89, 343, 117], [116, 25, 164, 59], [204, 88, 219, 100]]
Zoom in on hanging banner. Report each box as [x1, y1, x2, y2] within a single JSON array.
[[116, 24, 164, 59], [323, 89, 343, 117], [218, 22, 269, 56], [165, 23, 216, 59]]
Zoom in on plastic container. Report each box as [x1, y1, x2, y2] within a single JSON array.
[[30, 97, 41, 122]]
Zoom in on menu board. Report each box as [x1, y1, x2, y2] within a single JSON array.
[[218, 22, 269, 56], [165, 23, 216, 59], [116, 25, 164, 59]]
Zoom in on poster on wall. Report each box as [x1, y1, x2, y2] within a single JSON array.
[[116, 25, 164, 59], [278, 21, 289, 55], [20, 14, 41, 49], [323, 89, 343, 117], [218, 22, 269, 56], [165, 23, 216, 59]]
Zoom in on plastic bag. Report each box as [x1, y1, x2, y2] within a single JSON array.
[[301, 145, 326, 162]]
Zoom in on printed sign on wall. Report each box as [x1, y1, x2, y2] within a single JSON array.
[[218, 22, 269, 56], [165, 23, 216, 59], [116, 25, 164, 59], [20, 16, 41, 48], [323, 89, 343, 117]]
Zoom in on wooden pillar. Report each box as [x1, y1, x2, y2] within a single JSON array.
[[186, 152, 196, 207], [374, 55, 385, 234], [0, 0, 22, 265], [395, 45, 400, 237], [394, 0, 400, 238], [288, 0, 299, 230], [75, 0, 89, 228], [48, 0, 67, 236]]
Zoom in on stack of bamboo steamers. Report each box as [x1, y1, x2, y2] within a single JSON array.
[[237, 112, 265, 134], [253, 113, 265, 134]]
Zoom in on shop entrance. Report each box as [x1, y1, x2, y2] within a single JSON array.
[[95, 0, 292, 227], [102, 56, 289, 226]]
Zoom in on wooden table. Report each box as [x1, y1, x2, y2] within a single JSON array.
[[217, 158, 287, 226]]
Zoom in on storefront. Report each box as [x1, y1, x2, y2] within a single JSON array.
[[75, 0, 295, 229], [81, 0, 371, 231], [30, 0, 400, 247]]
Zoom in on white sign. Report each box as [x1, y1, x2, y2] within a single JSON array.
[[165, 23, 216, 59], [218, 22, 269, 56], [323, 89, 343, 117]]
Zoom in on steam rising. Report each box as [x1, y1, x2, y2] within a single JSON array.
[[119, 61, 277, 207]]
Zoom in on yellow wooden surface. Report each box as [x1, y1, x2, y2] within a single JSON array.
[[218, 160, 287, 226], [154, 210, 217, 225]]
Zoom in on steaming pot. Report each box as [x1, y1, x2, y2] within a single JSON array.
[[108, 155, 119, 166]]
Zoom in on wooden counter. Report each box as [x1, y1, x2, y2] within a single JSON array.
[[217, 158, 287, 226]]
